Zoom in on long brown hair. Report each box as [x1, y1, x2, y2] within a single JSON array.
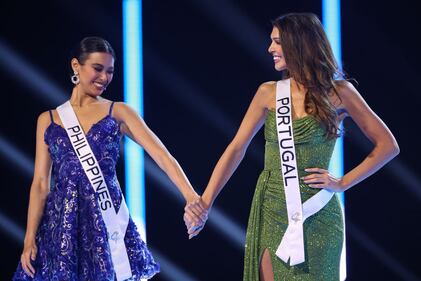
[[272, 13, 342, 139]]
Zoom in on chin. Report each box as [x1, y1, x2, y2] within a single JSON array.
[[88, 91, 103, 97], [276, 65, 287, 71], [92, 88, 105, 95]]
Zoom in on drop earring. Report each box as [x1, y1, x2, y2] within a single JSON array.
[[71, 71, 80, 85]]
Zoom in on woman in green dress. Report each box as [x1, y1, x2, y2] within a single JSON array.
[[183, 13, 399, 281]]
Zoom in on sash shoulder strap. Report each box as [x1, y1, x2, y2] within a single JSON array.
[[109, 101, 115, 116]]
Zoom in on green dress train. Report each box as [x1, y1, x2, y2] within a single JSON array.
[[243, 109, 344, 281]]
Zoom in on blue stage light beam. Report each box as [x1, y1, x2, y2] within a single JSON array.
[[0, 40, 67, 104], [0, 134, 34, 177], [123, 0, 146, 241], [322, 1, 346, 280], [151, 248, 201, 281], [323, 0, 343, 191], [0, 211, 25, 243]]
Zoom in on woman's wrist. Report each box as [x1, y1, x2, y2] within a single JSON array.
[[338, 177, 350, 192], [201, 192, 213, 210], [184, 190, 200, 203], [24, 234, 35, 244]]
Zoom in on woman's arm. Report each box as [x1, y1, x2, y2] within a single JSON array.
[[113, 103, 203, 208], [201, 82, 274, 208], [304, 81, 400, 191], [21, 111, 52, 277]]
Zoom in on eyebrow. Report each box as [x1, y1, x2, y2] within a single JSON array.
[[92, 63, 114, 69]]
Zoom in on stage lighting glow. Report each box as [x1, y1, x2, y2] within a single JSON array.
[[322, 1, 346, 280], [123, 0, 146, 241]]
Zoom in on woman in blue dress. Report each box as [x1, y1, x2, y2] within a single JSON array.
[[13, 37, 206, 280]]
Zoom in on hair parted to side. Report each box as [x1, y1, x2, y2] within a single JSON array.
[[69, 36, 115, 75], [272, 13, 344, 139]]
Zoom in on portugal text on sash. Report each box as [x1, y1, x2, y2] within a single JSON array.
[[276, 96, 297, 187]]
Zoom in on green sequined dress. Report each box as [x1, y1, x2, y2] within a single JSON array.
[[243, 109, 344, 281]]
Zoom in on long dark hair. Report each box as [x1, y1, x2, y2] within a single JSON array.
[[272, 13, 342, 139], [69, 36, 115, 76]]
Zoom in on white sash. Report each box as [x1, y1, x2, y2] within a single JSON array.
[[57, 101, 132, 281], [274, 79, 335, 266]]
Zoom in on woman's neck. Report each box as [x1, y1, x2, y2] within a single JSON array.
[[69, 86, 99, 107]]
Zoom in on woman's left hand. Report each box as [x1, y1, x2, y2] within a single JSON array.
[[302, 168, 346, 192], [183, 197, 209, 239]]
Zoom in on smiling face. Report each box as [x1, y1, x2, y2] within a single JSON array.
[[72, 52, 114, 96], [268, 27, 287, 71]]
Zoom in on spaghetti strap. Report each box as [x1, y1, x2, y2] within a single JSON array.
[[108, 101, 115, 116], [48, 110, 55, 123]]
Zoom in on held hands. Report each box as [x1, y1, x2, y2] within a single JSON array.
[[302, 168, 346, 192], [21, 238, 37, 278], [183, 197, 209, 239]]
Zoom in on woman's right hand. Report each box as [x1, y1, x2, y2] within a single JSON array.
[[21, 238, 37, 278], [184, 197, 209, 239]]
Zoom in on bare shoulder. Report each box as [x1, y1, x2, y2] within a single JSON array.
[[329, 80, 359, 111], [257, 81, 276, 95], [255, 81, 276, 109], [112, 101, 134, 114], [36, 111, 54, 136], [38, 110, 52, 126], [333, 79, 378, 122], [112, 101, 141, 121], [334, 80, 360, 100]]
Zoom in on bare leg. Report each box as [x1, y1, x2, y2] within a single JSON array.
[[259, 249, 275, 281]]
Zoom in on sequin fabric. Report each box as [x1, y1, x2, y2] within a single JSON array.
[[243, 109, 344, 281], [13, 109, 160, 281]]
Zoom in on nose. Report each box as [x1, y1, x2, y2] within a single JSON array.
[[99, 71, 108, 82], [268, 42, 274, 54]]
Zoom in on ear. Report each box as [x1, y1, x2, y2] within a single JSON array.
[[71, 58, 80, 73]]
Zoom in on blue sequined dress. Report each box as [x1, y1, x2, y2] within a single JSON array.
[[13, 102, 160, 281]]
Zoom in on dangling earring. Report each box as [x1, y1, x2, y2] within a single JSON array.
[[71, 71, 80, 85]]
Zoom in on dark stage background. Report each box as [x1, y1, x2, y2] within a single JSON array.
[[1, 0, 420, 280]]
